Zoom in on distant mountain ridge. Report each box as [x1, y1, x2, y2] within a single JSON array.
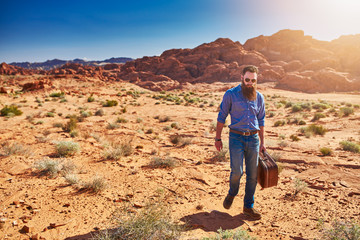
[[9, 57, 133, 70]]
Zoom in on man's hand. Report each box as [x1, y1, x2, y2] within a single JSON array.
[[215, 140, 223, 151], [260, 143, 266, 153]]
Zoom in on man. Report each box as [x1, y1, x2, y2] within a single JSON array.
[[215, 65, 266, 219]]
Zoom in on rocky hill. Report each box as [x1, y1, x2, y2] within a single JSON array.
[[9, 57, 133, 70], [2, 29, 360, 93]]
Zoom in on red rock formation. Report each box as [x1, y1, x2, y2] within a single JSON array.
[[21, 79, 52, 92], [0, 62, 37, 75]]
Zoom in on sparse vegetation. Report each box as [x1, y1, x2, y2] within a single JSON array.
[[340, 107, 354, 117], [95, 109, 105, 116], [290, 134, 300, 141], [34, 158, 76, 178], [62, 117, 78, 133], [274, 120, 285, 127], [293, 178, 308, 197], [317, 219, 360, 240], [55, 141, 80, 157], [203, 228, 256, 240], [300, 124, 327, 137], [169, 135, 192, 146], [49, 92, 65, 98], [82, 175, 107, 193], [87, 94, 95, 102], [1, 142, 30, 156], [149, 156, 178, 168], [340, 141, 360, 153], [312, 113, 326, 121], [93, 198, 182, 240], [103, 100, 118, 107], [1, 105, 23, 116]]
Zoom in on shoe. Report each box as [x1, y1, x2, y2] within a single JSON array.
[[243, 207, 261, 219], [223, 194, 235, 209]]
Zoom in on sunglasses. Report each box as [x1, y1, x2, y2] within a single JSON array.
[[244, 78, 257, 83]]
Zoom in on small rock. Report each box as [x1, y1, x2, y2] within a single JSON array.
[[133, 203, 143, 208], [22, 225, 34, 233], [63, 203, 70, 207], [12, 220, 18, 226]]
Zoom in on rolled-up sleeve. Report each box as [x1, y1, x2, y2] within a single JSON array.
[[257, 94, 265, 127], [217, 91, 231, 124]]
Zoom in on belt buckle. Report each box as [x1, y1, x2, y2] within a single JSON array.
[[244, 131, 250, 136]]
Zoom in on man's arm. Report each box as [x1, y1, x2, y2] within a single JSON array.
[[259, 126, 266, 152], [215, 121, 224, 151]]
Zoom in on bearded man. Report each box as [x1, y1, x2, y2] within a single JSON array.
[[215, 65, 266, 219]]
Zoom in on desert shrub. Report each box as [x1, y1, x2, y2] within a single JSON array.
[[312, 113, 326, 121], [106, 123, 120, 130], [62, 117, 78, 132], [53, 122, 64, 128], [0, 105, 23, 116], [102, 142, 133, 160], [80, 111, 92, 118], [87, 94, 95, 102], [94, 109, 104, 116], [169, 135, 192, 146], [293, 178, 308, 197], [354, 104, 360, 109], [290, 134, 300, 141], [69, 130, 79, 138], [318, 219, 360, 240], [146, 128, 154, 134], [49, 92, 64, 98], [93, 198, 182, 240], [34, 158, 62, 178], [1, 142, 29, 156], [103, 100, 118, 107], [320, 147, 332, 156], [285, 101, 293, 108], [298, 120, 306, 125], [278, 141, 288, 147], [136, 117, 143, 123], [274, 120, 285, 127], [64, 173, 79, 185], [149, 156, 178, 168], [312, 103, 330, 110], [340, 141, 360, 153], [46, 112, 55, 117], [116, 117, 128, 123], [163, 126, 171, 131], [159, 115, 171, 123], [267, 111, 275, 117], [300, 124, 327, 137], [291, 104, 303, 113], [203, 228, 256, 240], [170, 122, 180, 129], [55, 141, 80, 157], [211, 149, 229, 162], [340, 107, 354, 117], [82, 175, 107, 193], [300, 102, 312, 111]]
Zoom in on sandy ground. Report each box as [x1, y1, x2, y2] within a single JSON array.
[[0, 78, 359, 240]]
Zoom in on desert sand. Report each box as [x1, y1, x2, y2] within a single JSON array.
[[0, 77, 359, 240]]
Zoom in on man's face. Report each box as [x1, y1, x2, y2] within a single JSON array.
[[242, 72, 258, 87]]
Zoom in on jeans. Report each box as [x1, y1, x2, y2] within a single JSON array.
[[228, 131, 260, 209]]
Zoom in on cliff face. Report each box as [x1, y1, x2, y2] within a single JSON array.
[[2, 30, 360, 93]]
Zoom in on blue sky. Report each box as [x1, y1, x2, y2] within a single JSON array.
[[1, 0, 359, 63]]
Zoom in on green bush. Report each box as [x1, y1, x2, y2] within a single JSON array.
[[340, 107, 354, 117], [55, 141, 80, 157], [290, 134, 300, 141], [49, 92, 65, 98], [291, 104, 302, 113], [87, 94, 95, 102], [103, 100, 118, 107], [95, 109, 105, 116], [0, 105, 23, 116], [320, 147, 332, 156], [340, 141, 360, 153], [312, 113, 326, 121], [300, 124, 327, 136], [34, 158, 62, 178], [274, 120, 286, 127]]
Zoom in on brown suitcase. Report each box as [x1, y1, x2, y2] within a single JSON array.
[[257, 150, 279, 188]]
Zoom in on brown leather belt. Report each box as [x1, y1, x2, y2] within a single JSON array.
[[230, 129, 258, 136]]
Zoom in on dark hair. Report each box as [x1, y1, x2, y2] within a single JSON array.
[[242, 65, 259, 75]]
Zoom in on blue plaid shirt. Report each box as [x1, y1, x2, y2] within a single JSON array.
[[217, 84, 265, 132]]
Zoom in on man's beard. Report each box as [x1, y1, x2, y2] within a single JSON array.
[[242, 82, 257, 101]]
